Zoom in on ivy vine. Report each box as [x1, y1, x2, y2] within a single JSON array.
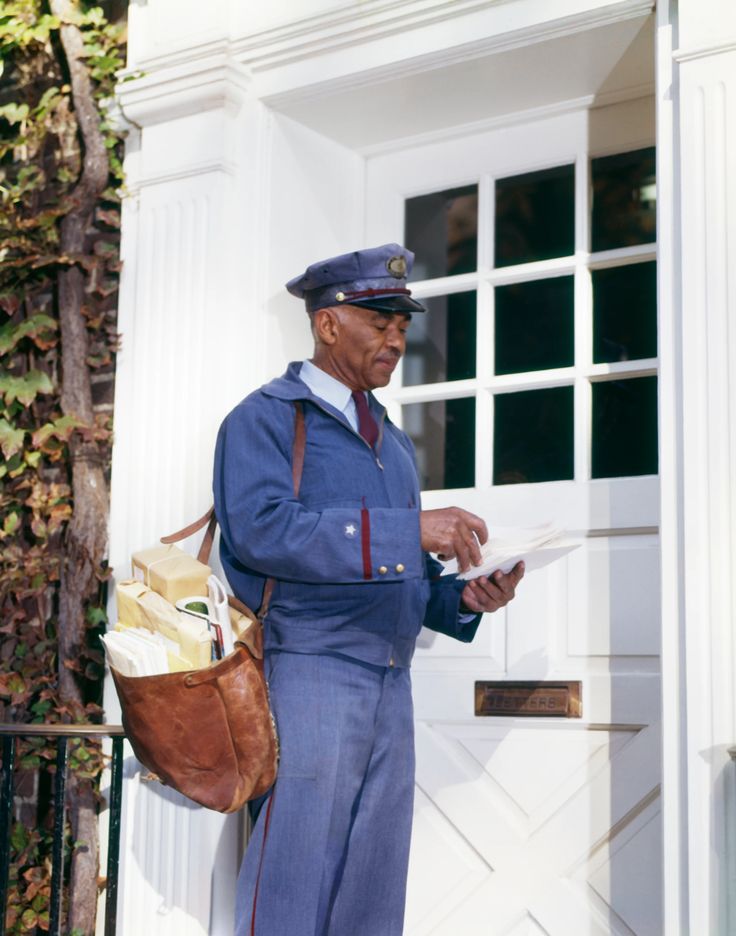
[[0, 2, 126, 932]]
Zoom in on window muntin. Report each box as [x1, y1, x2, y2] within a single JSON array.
[[400, 146, 658, 490]]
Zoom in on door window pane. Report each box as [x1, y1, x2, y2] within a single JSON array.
[[495, 276, 574, 375], [493, 386, 574, 484], [592, 376, 658, 478], [405, 185, 478, 280], [593, 261, 657, 363], [403, 291, 476, 386], [495, 164, 575, 268], [591, 147, 656, 252], [402, 397, 475, 490]]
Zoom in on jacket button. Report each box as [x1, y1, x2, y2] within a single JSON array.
[[395, 563, 405, 573], [389, 657, 395, 667], [378, 565, 388, 575]]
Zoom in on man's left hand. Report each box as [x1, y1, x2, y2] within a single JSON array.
[[460, 561, 525, 614]]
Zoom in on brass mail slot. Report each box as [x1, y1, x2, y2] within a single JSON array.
[[475, 681, 582, 718]]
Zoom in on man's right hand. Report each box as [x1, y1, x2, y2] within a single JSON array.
[[419, 508, 488, 573]]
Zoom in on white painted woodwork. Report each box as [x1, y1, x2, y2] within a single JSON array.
[[661, 2, 736, 931]]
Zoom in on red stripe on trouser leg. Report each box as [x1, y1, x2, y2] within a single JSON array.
[[251, 787, 276, 936], [361, 506, 372, 580]]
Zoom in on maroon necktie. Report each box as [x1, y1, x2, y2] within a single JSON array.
[[351, 390, 379, 448]]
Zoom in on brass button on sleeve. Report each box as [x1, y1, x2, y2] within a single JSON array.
[[378, 565, 388, 575], [395, 563, 405, 573]]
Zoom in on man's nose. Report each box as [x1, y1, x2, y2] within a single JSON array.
[[385, 326, 406, 350]]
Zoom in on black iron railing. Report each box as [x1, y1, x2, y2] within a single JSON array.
[[0, 724, 125, 936]]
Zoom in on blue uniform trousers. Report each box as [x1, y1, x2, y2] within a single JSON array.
[[235, 651, 415, 936]]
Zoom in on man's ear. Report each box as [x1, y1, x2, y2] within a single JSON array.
[[313, 307, 340, 346]]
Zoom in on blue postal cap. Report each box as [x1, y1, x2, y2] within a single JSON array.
[[286, 243, 426, 314]]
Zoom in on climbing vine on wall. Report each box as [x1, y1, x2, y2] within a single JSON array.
[[0, 1, 126, 932]]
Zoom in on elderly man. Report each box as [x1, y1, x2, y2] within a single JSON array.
[[213, 244, 524, 936]]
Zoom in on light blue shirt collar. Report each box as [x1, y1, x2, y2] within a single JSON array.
[[299, 359, 359, 431]]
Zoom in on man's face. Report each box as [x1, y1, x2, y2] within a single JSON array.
[[323, 305, 411, 391]]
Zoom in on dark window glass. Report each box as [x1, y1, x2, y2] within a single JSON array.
[[402, 397, 475, 490], [592, 376, 658, 478], [591, 147, 656, 252], [493, 386, 574, 484], [495, 164, 575, 268], [593, 262, 657, 363], [405, 185, 478, 280], [403, 291, 476, 386], [495, 276, 574, 375]]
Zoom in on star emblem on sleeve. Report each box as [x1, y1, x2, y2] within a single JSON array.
[[344, 523, 357, 538]]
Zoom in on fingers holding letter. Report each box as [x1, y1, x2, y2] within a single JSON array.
[[460, 560, 525, 614], [419, 507, 488, 572]]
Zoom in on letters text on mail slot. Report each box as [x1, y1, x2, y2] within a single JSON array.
[[474, 681, 582, 718]]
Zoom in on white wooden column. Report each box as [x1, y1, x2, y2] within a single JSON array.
[[107, 55, 273, 936], [661, 2, 736, 932]]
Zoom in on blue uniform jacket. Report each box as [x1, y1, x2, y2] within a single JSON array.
[[213, 362, 481, 667]]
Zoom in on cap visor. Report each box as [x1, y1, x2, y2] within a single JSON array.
[[349, 294, 426, 314]]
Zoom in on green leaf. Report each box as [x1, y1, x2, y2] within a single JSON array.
[[0, 370, 53, 405], [0, 419, 25, 459], [0, 314, 58, 354], [4, 512, 20, 536], [32, 414, 82, 447], [86, 606, 107, 627], [0, 102, 29, 125], [20, 908, 38, 929], [31, 894, 48, 913], [10, 822, 28, 853]]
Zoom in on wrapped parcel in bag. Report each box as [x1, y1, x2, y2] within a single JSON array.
[[131, 543, 210, 604], [115, 579, 212, 669]]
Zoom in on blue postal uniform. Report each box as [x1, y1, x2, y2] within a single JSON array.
[[213, 245, 480, 936]]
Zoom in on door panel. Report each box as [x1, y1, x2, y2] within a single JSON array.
[[366, 99, 661, 934]]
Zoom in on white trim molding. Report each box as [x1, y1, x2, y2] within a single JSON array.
[[673, 39, 736, 63], [239, 0, 654, 74], [117, 52, 251, 128], [662, 4, 736, 931]]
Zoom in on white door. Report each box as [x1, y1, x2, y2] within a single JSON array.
[[366, 99, 661, 935]]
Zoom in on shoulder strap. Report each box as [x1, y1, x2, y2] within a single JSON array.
[[161, 507, 217, 564], [161, 401, 307, 617]]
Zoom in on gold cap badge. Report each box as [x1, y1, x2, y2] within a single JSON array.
[[386, 255, 407, 278]]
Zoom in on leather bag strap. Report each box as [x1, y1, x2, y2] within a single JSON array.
[[161, 506, 217, 564]]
